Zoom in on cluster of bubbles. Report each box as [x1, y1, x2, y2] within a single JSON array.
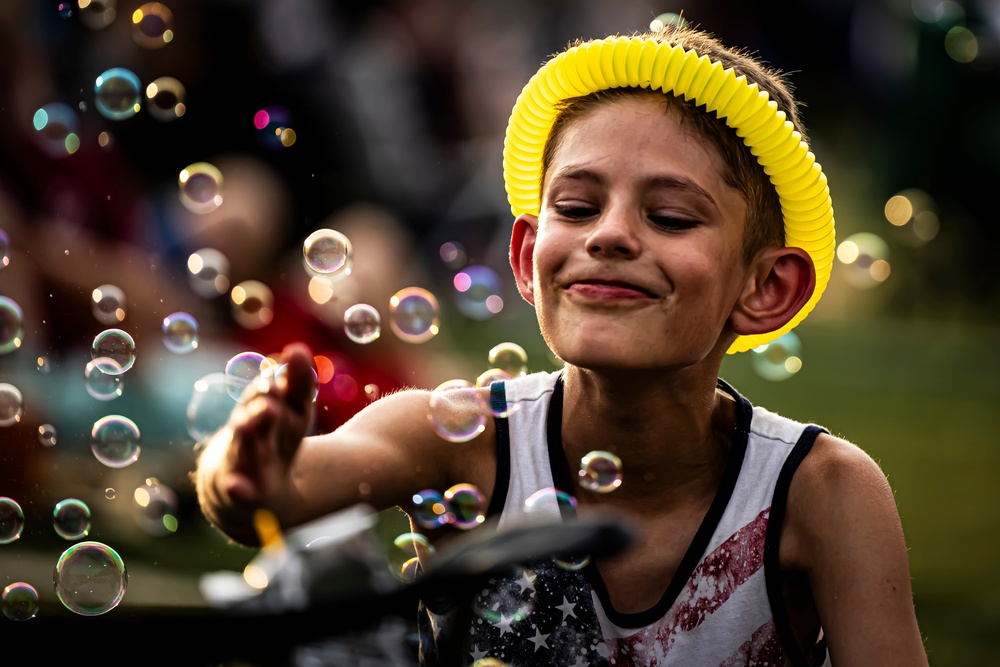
[[0, 495, 128, 618], [427, 342, 529, 442], [410, 483, 488, 531]]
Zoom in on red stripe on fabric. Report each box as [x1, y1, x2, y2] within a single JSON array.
[[608, 508, 770, 665], [717, 618, 784, 666]]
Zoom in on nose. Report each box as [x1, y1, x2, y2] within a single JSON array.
[[586, 207, 641, 258]]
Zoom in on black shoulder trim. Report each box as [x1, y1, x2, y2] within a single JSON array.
[[485, 380, 511, 519], [764, 424, 829, 667]]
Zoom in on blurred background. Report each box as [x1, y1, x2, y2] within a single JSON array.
[[0, 0, 997, 664]]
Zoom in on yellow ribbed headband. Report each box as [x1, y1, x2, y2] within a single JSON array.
[[502, 35, 835, 354]]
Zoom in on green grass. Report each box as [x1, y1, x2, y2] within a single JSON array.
[[721, 315, 1000, 666]]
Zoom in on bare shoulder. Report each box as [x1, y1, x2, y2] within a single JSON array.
[[783, 431, 899, 565]]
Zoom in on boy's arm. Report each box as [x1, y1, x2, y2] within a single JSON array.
[[194, 342, 483, 546], [784, 433, 929, 665]]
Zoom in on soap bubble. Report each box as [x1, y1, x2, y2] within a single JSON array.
[[343, 303, 381, 344], [429, 379, 487, 443], [389, 287, 440, 344], [578, 451, 623, 493], [91, 329, 136, 375], [32, 102, 81, 157], [178, 162, 224, 214], [85, 358, 124, 401], [2, 582, 39, 621], [53, 541, 128, 616], [0, 497, 25, 544], [53, 498, 92, 540], [162, 312, 198, 353], [94, 67, 142, 120], [411, 489, 449, 530], [131, 2, 174, 49], [444, 483, 487, 529], [187, 248, 231, 298], [91, 284, 127, 324], [0, 296, 25, 354], [145, 76, 185, 121], [133, 478, 179, 536], [750, 331, 803, 382], [302, 228, 352, 280], [90, 415, 141, 468]]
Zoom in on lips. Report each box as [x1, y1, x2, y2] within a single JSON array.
[[567, 279, 657, 300]]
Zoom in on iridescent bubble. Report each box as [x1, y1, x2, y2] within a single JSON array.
[[105, 488, 116, 500], [302, 228, 353, 280], [53, 498, 92, 540], [91, 329, 136, 375], [187, 248, 231, 298], [474, 368, 519, 418], [388, 532, 435, 583], [444, 483, 486, 529], [254, 105, 296, 150], [94, 67, 142, 121], [750, 331, 803, 382], [145, 76, 185, 121], [90, 415, 140, 468], [133, 478, 179, 536], [650, 11, 686, 31], [178, 162, 224, 214], [162, 311, 198, 353], [523, 488, 589, 571], [31, 102, 81, 158], [388, 287, 440, 344], [85, 358, 124, 401], [186, 372, 243, 443], [411, 489, 449, 529], [578, 451, 623, 494], [836, 232, 891, 290], [225, 351, 275, 400], [53, 541, 127, 616], [230, 280, 274, 330], [343, 303, 381, 344], [0, 497, 25, 544], [57, 2, 73, 18], [364, 383, 381, 402], [38, 423, 57, 447], [36, 356, 51, 373], [0, 229, 9, 269], [0, 295, 25, 354], [453, 265, 504, 320], [429, 379, 487, 443], [488, 342, 528, 377], [0, 383, 24, 427], [2, 582, 39, 621], [91, 284, 127, 324], [131, 2, 174, 49]]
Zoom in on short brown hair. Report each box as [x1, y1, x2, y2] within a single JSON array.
[[541, 23, 807, 264]]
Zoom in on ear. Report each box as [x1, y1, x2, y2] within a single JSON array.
[[730, 246, 816, 337], [509, 213, 539, 305]]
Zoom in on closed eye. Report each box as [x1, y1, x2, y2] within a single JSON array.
[[648, 214, 699, 231], [553, 204, 600, 220]]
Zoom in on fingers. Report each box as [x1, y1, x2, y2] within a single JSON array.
[[277, 342, 316, 415]]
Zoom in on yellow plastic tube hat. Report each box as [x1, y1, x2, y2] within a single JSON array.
[[502, 34, 835, 354]]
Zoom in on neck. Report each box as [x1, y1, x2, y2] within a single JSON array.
[[559, 364, 736, 502]]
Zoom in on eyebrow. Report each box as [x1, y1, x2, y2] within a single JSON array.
[[549, 167, 719, 210]]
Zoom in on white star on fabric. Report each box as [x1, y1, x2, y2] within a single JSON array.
[[469, 645, 489, 661], [556, 595, 577, 620], [495, 613, 515, 636], [528, 627, 550, 652], [515, 568, 536, 594]]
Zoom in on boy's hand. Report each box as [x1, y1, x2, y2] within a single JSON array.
[[217, 342, 316, 509]]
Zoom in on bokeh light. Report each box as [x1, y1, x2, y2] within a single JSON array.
[[91, 284, 127, 324], [133, 478, 179, 536], [131, 2, 174, 49], [38, 423, 57, 447], [187, 248, 231, 298], [453, 264, 504, 320], [32, 102, 81, 157], [230, 280, 274, 329], [0, 229, 8, 269], [751, 331, 804, 382], [254, 105, 296, 150], [145, 76, 186, 121], [837, 232, 891, 289]]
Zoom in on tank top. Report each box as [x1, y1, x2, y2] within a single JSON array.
[[420, 370, 832, 667]]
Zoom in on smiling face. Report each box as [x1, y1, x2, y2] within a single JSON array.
[[510, 94, 754, 374]]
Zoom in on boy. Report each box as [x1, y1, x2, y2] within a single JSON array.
[[194, 22, 929, 666]]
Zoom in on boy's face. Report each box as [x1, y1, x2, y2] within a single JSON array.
[[511, 97, 755, 372]]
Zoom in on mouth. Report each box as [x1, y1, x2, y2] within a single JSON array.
[[566, 279, 657, 300]]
